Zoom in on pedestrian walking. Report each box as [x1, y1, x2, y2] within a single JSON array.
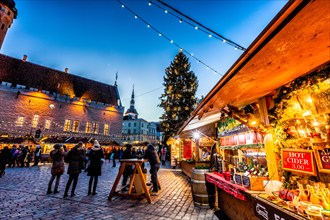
[[86, 140, 104, 195], [110, 146, 117, 167], [144, 144, 161, 195], [9, 145, 18, 167], [161, 147, 166, 165], [47, 144, 67, 194], [33, 145, 42, 166], [63, 141, 85, 198]]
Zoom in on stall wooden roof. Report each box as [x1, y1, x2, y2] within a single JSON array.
[[179, 0, 330, 133]]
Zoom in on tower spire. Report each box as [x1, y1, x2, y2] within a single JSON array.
[[114, 71, 118, 86], [124, 84, 138, 119]]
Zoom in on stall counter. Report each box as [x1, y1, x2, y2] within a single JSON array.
[[206, 172, 308, 220]]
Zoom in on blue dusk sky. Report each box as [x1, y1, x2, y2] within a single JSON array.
[[2, 0, 287, 122]]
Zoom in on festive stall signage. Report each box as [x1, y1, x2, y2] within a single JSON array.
[[252, 197, 301, 220], [198, 137, 214, 147], [281, 149, 316, 175], [314, 148, 330, 174], [313, 90, 330, 114]]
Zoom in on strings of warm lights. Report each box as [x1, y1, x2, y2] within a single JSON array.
[[116, 0, 223, 76], [149, 0, 246, 51]]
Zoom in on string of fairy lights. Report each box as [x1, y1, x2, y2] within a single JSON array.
[[149, 0, 246, 51], [0, 113, 123, 140], [116, 0, 229, 76]]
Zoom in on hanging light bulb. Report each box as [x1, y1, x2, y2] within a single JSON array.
[[179, 19, 182, 23], [208, 34, 212, 38], [121, 4, 125, 8], [147, 24, 150, 28], [170, 40, 174, 43], [165, 10, 168, 13], [159, 33, 162, 36], [148, 1, 152, 6], [195, 26, 198, 30], [222, 39, 226, 43], [134, 15, 138, 19]]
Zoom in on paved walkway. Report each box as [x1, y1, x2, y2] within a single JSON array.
[[0, 161, 219, 220]]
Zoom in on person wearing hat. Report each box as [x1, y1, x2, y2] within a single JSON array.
[[47, 144, 67, 194], [63, 141, 85, 198], [86, 139, 104, 195]]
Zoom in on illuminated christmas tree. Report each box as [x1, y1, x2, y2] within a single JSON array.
[[159, 51, 198, 144]]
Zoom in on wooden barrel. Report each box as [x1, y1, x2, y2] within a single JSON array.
[[191, 168, 215, 207]]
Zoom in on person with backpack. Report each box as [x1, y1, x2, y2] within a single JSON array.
[[47, 144, 67, 194]]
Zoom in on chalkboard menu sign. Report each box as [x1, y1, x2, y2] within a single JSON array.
[[235, 173, 243, 185], [313, 90, 330, 114], [243, 176, 251, 189], [314, 148, 330, 174]]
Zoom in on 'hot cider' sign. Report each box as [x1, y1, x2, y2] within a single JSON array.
[[282, 149, 317, 175]]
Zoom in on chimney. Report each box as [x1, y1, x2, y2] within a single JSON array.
[[22, 55, 27, 62], [65, 68, 68, 73]]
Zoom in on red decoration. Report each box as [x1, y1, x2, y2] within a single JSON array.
[[282, 149, 317, 175], [183, 140, 192, 159]]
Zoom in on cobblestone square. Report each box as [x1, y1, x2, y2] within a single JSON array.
[[0, 161, 219, 220]]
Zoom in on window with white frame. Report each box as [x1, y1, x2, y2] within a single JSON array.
[[104, 124, 109, 135], [32, 114, 39, 128], [63, 119, 71, 131], [86, 122, 92, 133], [45, 119, 51, 129], [72, 120, 79, 132], [16, 116, 24, 127]]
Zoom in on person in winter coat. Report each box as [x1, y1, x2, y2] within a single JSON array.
[[33, 145, 42, 166], [86, 140, 104, 195], [110, 146, 117, 167], [121, 144, 134, 191], [0, 147, 10, 177], [47, 144, 67, 194], [63, 141, 85, 198], [9, 145, 18, 167], [144, 144, 161, 195], [161, 147, 166, 165], [19, 145, 28, 167]]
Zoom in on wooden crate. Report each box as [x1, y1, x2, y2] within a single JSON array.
[[250, 176, 268, 191]]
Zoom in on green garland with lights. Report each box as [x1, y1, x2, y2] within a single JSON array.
[[220, 143, 264, 150], [268, 64, 330, 189]]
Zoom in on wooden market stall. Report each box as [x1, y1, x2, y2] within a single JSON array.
[[177, 0, 330, 219]]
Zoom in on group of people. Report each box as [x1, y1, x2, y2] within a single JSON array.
[[47, 140, 104, 197], [0, 145, 43, 177], [1, 141, 162, 197], [46, 140, 161, 197]]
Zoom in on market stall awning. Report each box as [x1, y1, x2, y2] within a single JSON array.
[[179, 0, 330, 133]]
